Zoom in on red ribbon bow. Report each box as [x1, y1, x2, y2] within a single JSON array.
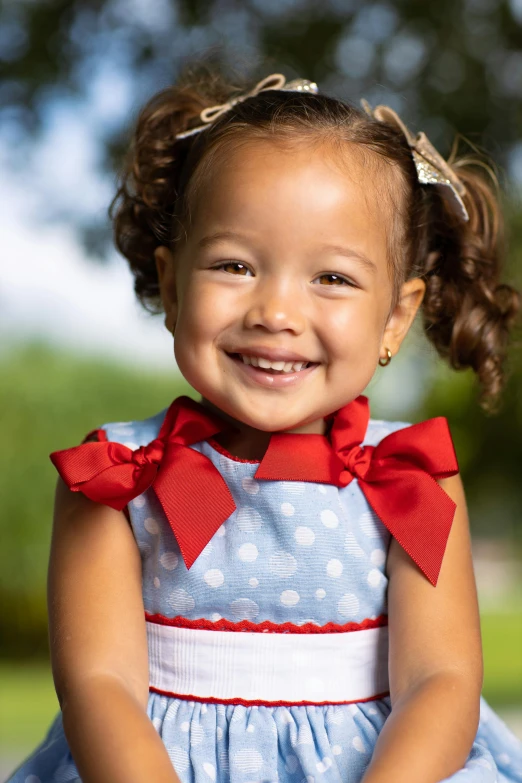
[[50, 395, 459, 586]]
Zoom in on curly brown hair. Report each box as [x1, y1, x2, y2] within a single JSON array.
[[110, 61, 520, 413]]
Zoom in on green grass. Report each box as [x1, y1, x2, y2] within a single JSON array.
[[0, 662, 58, 748], [481, 610, 522, 706]]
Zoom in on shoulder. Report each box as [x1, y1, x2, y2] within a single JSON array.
[[93, 407, 169, 447], [363, 416, 412, 447]]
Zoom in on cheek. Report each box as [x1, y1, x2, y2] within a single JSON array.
[[174, 278, 229, 354], [321, 295, 387, 358]]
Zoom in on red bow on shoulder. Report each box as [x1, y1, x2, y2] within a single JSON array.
[[50, 395, 459, 586]]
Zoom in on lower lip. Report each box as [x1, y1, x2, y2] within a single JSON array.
[[226, 353, 319, 388]]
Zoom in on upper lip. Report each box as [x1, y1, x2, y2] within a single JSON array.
[[226, 347, 317, 363]]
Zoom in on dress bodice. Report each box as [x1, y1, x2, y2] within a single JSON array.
[[102, 410, 411, 628]]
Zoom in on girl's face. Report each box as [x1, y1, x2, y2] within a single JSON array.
[[156, 139, 425, 435]]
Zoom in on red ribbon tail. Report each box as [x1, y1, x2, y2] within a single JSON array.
[[360, 471, 456, 587], [153, 444, 237, 569]]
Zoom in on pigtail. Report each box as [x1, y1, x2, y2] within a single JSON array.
[[109, 63, 240, 311], [420, 161, 520, 412]]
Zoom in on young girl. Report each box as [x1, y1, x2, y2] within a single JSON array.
[[8, 67, 522, 783]]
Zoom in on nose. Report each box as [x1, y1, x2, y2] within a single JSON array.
[[242, 276, 307, 334]]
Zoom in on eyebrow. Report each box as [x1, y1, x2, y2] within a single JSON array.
[[197, 232, 378, 274]]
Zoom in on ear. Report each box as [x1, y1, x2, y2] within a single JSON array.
[[381, 276, 426, 360], [154, 246, 178, 334]]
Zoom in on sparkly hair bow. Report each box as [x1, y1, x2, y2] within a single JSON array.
[[175, 73, 319, 140], [361, 100, 469, 222]]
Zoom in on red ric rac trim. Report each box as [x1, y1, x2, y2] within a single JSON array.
[[207, 437, 261, 464], [149, 686, 390, 707], [145, 612, 388, 634], [82, 428, 108, 444]]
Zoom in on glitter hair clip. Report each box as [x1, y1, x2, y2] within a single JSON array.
[[175, 73, 319, 141], [361, 100, 469, 222]]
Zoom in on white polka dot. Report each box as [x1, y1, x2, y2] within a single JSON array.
[[315, 588, 326, 599], [167, 746, 189, 772], [469, 758, 493, 770], [204, 569, 225, 588], [180, 721, 190, 731], [320, 509, 339, 528], [280, 589, 300, 607], [55, 765, 76, 782], [338, 593, 359, 617], [203, 762, 216, 780], [241, 476, 260, 494], [281, 481, 306, 495], [344, 532, 364, 557], [123, 441, 139, 451], [297, 723, 313, 745], [326, 559, 343, 578], [230, 598, 260, 620], [201, 704, 207, 714], [332, 745, 342, 755], [200, 541, 213, 557], [238, 543, 258, 562], [218, 454, 237, 476], [216, 524, 226, 537], [367, 568, 382, 587], [285, 755, 299, 773], [211, 613, 222, 622], [269, 551, 297, 578], [152, 716, 162, 731], [295, 526, 315, 545], [232, 748, 263, 773], [25, 777, 42, 783], [498, 753, 510, 764], [144, 516, 159, 534], [368, 707, 378, 715], [132, 495, 146, 508], [160, 551, 179, 570], [190, 722, 204, 745], [153, 577, 160, 588], [249, 577, 259, 588], [359, 510, 381, 538], [237, 507, 262, 532], [326, 708, 345, 725], [138, 541, 151, 558], [370, 548, 386, 566], [281, 502, 295, 516], [352, 735, 366, 753], [316, 757, 332, 773], [246, 724, 255, 732], [317, 485, 328, 494], [216, 726, 223, 740], [167, 589, 195, 612]]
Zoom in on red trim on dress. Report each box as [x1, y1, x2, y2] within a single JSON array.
[[145, 612, 388, 633], [148, 685, 390, 706], [206, 437, 261, 464]]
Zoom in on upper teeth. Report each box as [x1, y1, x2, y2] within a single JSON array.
[[239, 354, 309, 372]]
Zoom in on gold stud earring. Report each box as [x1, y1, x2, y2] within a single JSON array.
[[379, 347, 392, 367]]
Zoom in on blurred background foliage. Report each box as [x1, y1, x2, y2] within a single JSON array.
[[0, 0, 521, 758]]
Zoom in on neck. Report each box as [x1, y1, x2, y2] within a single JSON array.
[[198, 397, 329, 461]]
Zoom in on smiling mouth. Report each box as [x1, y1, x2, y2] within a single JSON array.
[[226, 352, 317, 374]]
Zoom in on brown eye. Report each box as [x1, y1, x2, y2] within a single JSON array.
[[315, 273, 352, 286], [216, 262, 251, 275]]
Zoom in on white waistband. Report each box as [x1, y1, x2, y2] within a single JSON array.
[[147, 621, 389, 705]]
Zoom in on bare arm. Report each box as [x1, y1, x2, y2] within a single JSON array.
[[361, 473, 483, 783], [48, 478, 180, 783]]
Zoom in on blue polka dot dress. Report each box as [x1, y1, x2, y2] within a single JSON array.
[[8, 404, 522, 783]]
